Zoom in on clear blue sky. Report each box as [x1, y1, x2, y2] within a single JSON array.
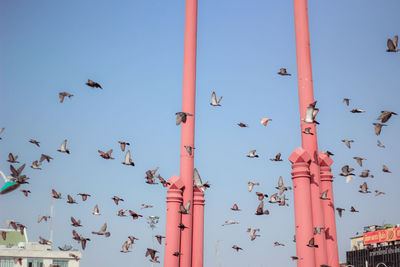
[[1, 0, 399, 266]]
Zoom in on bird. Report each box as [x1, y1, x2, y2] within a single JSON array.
[[346, 175, 354, 184], [86, 79, 102, 89], [314, 227, 325, 234], [118, 141, 130, 152], [77, 193, 91, 201], [179, 201, 191, 215], [7, 153, 19, 163], [237, 122, 248, 128], [232, 245, 243, 252], [326, 150, 334, 157], [375, 190, 385, 196], [30, 160, 42, 170], [339, 165, 355, 176], [341, 139, 354, 149], [336, 208, 345, 218], [276, 176, 292, 195], [320, 190, 330, 200], [377, 111, 397, 123], [0, 231, 6, 241], [178, 223, 188, 230], [247, 150, 259, 158], [112, 196, 124, 205], [0, 128, 4, 140], [343, 98, 350, 106], [141, 204, 153, 209], [98, 149, 114, 160], [145, 248, 159, 263], [359, 170, 374, 178], [67, 195, 78, 204], [210, 91, 222, 106], [184, 145, 195, 156], [120, 241, 132, 253], [302, 101, 319, 124], [377, 140, 385, 148], [14, 258, 22, 265], [350, 206, 359, 213], [231, 204, 240, 211], [128, 210, 143, 220], [176, 112, 193, 125], [51, 189, 62, 199], [29, 139, 40, 147], [255, 192, 268, 201], [277, 68, 291, 76], [58, 245, 72, 251], [155, 235, 165, 245], [255, 201, 269, 215], [21, 190, 31, 197], [291, 256, 302, 261], [247, 228, 260, 241], [59, 92, 73, 103], [260, 118, 272, 126], [382, 165, 391, 173], [268, 193, 279, 204], [128, 236, 139, 244], [270, 153, 283, 161], [307, 237, 318, 248], [71, 217, 82, 227], [303, 127, 313, 135], [39, 154, 53, 163], [173, 252, 182, 257], [222, 220, 239, 226], [274, 241, 285, 246], [117, 209, 128, 217], [69, 253, 80, 261], [92, 223, 110, 237], [350, 109, 365, 113], [359, 182, 371, 194], [38, 215, 50, 223], [39, 236, 52, 245], [92, 204, 101, 215], [57, 139, 70, 154], [247, 181, 259, 192], [353, 157, 366, 167], [193, 168, 210, 191], [373, 123, 386, 136], [386, 35, 399, 52], [157, 175, 170, 188], [279, 194, 288, 207]]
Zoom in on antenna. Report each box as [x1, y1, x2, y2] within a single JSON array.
[[49, 193, 54, 249]]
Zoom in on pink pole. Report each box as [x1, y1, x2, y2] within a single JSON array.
[[319, 151, 339, 267], [293, 0, 328, 265], [164, 176, 184, 267], [192, 187, 205, 267], [289, 147, 316, 267], [179, 0, 198, 266]]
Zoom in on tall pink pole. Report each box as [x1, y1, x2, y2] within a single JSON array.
[[289, 147, 316, 267], [192, 187, 205, 267], [179, 0, 198, 266], [319, 151, 339, 267], [164, 176, 184, 267], [293, 0, 328, 265]]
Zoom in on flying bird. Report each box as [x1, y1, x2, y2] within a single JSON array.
[[30, 160, 42, 170], [256, 192, 268, 201], [350, 206, 359, 213], [38, 215, 50, 223], [29, 139, 40, 147], [58, 245, 72, 251], [86, 79, 102, 89], [21, 190, 31, 197], [336, 208, 345, 218], [386, 35, 399, 52], [270, 153, 283, 162], [184, 145, 194, 156], [39, 154, 53, 163], [350, 109, 365, 113], [353, 157, 366, 167], [92, 223, 110, 237], [377, 140, 385, 148], [320, 190, 330, 200], [343, 98, 350, 106], [359, 170, 374, 178], [268, 193, 279, 204], [98, 149, 114, 160], [179, 201, 191, 215], [373, 123, 386, 136], [255, 201, 269, 215], [117, 209, 128, 217], [176, 112, 193, 125], [77, 193, 91, 201], [128, 210, 143, 220], [375, 190, 385, 196], [359, 182, 371, 194], [210, 91, 222, 106], [307, 237, 318, 248], [260, 118, 272, 126], [237, 122, 248, 128], [141, 204, 153, 209], [276, 176, 292, 195], [303, 127, 313, 135], [339, 165, 355, 177], [67, 195, 78, 204], [341, 139, 354, 149], [247, 228, 261, 241], [51, 189, 62, 199], [247, 150, 259, 158], [112, 196, 124, 205], [274, 241, 285, 246], [145, 248, 159, 263], [57, 139, 70, 154], [277, 68, 291, 76], [302, 101, 319, 124], [382, 165, 391, 173], [92, 205, 101, 215], [59, 92, 73, 103], [193, 168, 210, 191], [222, 220, 239, 226], [118, 141, 130, 152], [232, 245, 243, 252], [71, 217, 82, 227], [155, 235, 165, 245], [0, 128, 4, 140], [120, 241, 132, 253], [231, 204, 240, 211], [377, 111, 397, 123], [247, 181, 259, 192], [7, 153, 19, 163]]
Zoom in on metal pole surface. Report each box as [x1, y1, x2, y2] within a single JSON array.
[[293, 0, 328, 265], [179, 0, 198, 266]]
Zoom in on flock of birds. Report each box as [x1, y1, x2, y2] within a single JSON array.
[[0, 34, 398, 266]]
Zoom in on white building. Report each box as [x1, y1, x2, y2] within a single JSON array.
[[0, 229, 82, 267]]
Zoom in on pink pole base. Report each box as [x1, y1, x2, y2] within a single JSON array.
[[192, 187, 205, 267]]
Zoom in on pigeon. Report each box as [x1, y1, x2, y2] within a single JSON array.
[[247, 181, 259, 192], [67, 195, 78, 204], [307, 237, 318, 248], [232, 245, 243, 252], [92, 205, 101, 215], [39, 236, 52, 245], [179, 201, 191, 215], [21, 190, 31, 197], [359, 182, 371, 194], [58, 245, 72, 251], [382, 165, 391, 173], [118, 141, 130, 152], [112, 196, 124, 205], [6, 220, 18, 231], [341, 139, 354, 149], [237, 122, 248, 128], [141, 204, 153, 209], [247, 150, 259, 158], [291, 256, 302, 261], [59, 92, 73, 103], [326, 151, 334, 157], [69, 253, 80, 261], [255, 192, 268, 201], [173, 252, 182, 257], [279, 194, 288, 206], [345, 175, 354, 184], [57, 139, 70, 154], [39, 154, 53, 163], [303, 127, 313, 135], [38, 215, 50, 223], [231, 204, 240, 211], [386, 35, 399, 52], [184, 145, 194, 156], [302, 101, 319, 124], [145, 248, 159, 263], [350, 109, 365, 113], [176, 112, 193, 125], [178, 223, 188, 230], [77, 193, 91, 201], [14, 258, 22, 265], [7, 153, 19, 163], [29, 139, 40, 147], [92, 223, 110, 237], [0, 231, 6, 241], [157, 175, 170, 188], [155, 235, 165, 245], [51, 189, 62, 199], [128, 236, 139, 244], [86, 79, 102, 89], [353, 157, 366, 167], [128, 210, 143, 220], [339, 165, 355, 176], [71, 217, 82, 227], [375, 190, 385, 196], [260, 118, 272, 126], [314, 227, 325, 234], [222, 220, 239, 226], [193, 168, 210, 191], [359, 170, 374, 178], [377, 111, 397, 123], [0, 128, 4, 140], [336, 208, 345, 218], [373, 123, 386, 136], [276, 176, 292, 195], [120, 241, 132, 253], [30, 160, 42, 170], [377, 140, 385, 148], [274, 241, 285, 246], [320, 190, 330, 200], [98, 149, 114, 160], [255, 201, 269, 215], [247, 228, 260, 241], [268, 193, 279, 204], [117, 209, 128, 217], [210, 91, 222, 106], [270, 153, 283, 162], [343, 98, 350, 106], [350, 206, 359, 213], [277, 68, 291, 76]]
